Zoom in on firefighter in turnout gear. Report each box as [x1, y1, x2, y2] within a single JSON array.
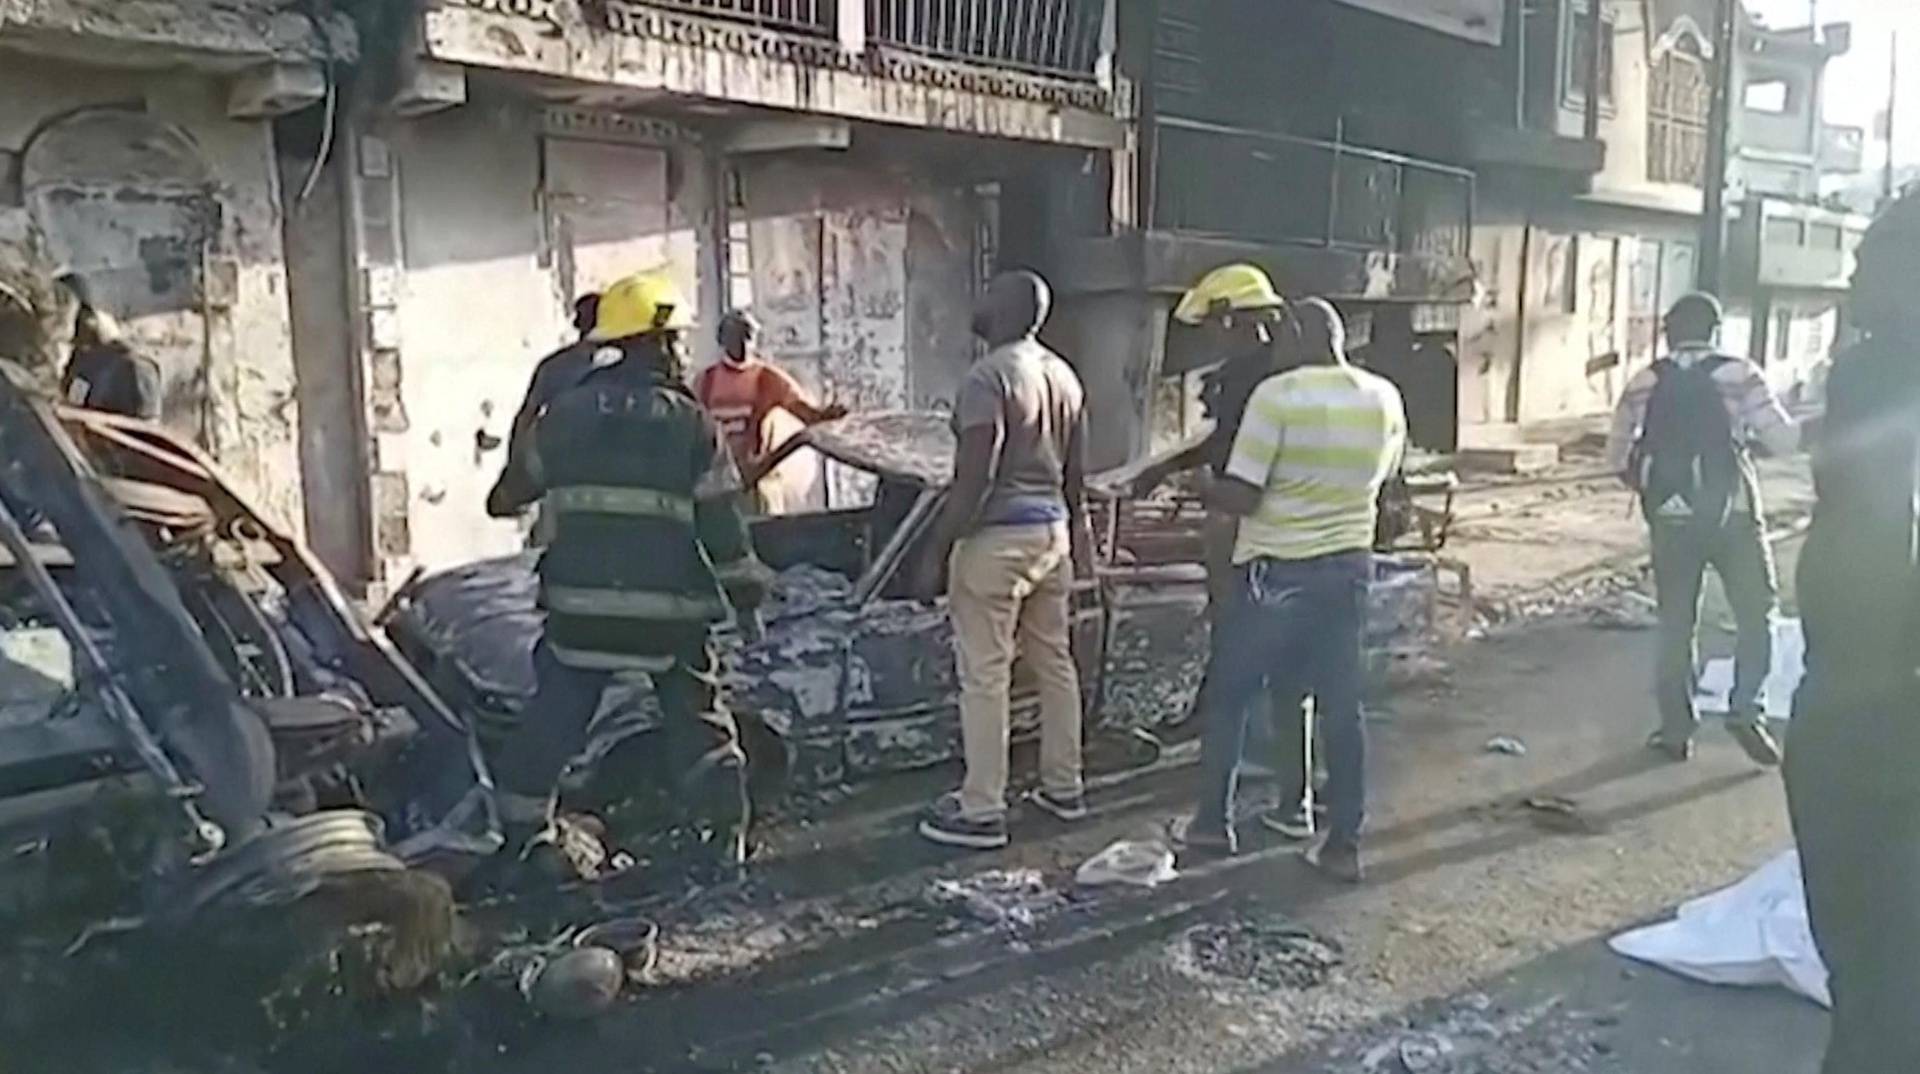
[[491, 270, 768, 867]]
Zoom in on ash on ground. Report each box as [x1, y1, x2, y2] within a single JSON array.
[[1183, 919, 1345, 991], [924, 869, 1067, 935], [1338, 994, 1622, 1074]]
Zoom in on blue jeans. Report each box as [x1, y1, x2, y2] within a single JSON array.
[[1649, 514, 1776, 738], [1193, 551, 1371, 848]]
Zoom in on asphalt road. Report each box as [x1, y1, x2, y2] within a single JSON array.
[[477, 571, 1827, 1073], [462, 459, 1830, 1073]]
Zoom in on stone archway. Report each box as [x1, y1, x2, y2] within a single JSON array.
[[21, 108, 218, 436]]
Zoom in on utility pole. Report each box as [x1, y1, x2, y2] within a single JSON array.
[[1885, 31, 1901, 204], [1698, 0, 1737, 294], [1808, 1, 1820, 188]]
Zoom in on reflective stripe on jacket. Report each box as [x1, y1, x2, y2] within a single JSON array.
[[529, 358, 763, 667]]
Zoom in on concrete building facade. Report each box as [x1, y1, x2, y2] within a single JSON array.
[[1452, 0, 1713, 442], [1044, 0, 1483, 466], [0, 0, 352, 532], [1718, 16, 1865, 399], [278, 0, 1124, 595], [1452, 0, 1861, 445]]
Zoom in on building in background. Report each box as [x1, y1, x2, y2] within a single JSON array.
[[1410, 0, 1856, 454], [278, 0, 1124, 595], [1038, 0, 1483, 466], [1720, 15, 1867, 400], [0, 0, 354, 532], [1444, 0, 1711, 447], [5, 0, 1868, 593]]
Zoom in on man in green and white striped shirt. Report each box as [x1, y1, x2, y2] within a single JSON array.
[[1184, 298, 1406, 883], [1224, 337, 1408, 564]]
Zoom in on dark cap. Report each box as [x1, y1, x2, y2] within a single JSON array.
[[1292, 297, 1347, 356], [1667, 292, 1723, 326], [973, 270, 1052, 347]]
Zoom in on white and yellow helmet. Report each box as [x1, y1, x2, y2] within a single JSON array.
[[1173, 263, 1286, 326]]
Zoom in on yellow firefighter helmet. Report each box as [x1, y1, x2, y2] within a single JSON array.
[[591, 270, 694, 342], [1172, 263, 1286, 326]]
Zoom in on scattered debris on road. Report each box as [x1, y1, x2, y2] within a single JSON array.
[[1522, 796, 1604, 836], [526, 946, 625, 1019], [1588, 590, 1659, 631], [1075, 838, 1178, 889], [1183, 919, 1344, 990], [1610, 850, 1828, 1007], [1346, 994, 1619, 1074], [926, 869, 1067, 935], [1485, 736, 1529, 757]]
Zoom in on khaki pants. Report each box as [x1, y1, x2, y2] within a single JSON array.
[[949, 523, 1084, 819]]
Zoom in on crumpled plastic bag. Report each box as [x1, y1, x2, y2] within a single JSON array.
[[1609, 850, 1829, 1007], [1075, 839, 1178, 889]]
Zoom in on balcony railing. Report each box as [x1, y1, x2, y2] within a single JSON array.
[[866, 0, 1106, 79], [1150, 117, 1474, 261], [645, 0, 836, 35]]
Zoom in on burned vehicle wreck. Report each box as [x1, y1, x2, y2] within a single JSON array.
[[388, 412, 1221, 823], [0, 362, 495, 935]]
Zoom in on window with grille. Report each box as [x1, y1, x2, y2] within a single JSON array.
[[1649, 48, 1710, 186], [1565, 2, 1617, 108]]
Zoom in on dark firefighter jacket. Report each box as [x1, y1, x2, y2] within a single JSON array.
[[526, 356, 765, 671], [487, 339, 597, 517]]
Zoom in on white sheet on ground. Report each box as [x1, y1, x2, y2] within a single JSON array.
[[1693, 617, 1805, 720], [1609, 850, 1829, 1007]]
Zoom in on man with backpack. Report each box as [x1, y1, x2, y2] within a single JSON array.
[[1606, 292, 1798, 765]]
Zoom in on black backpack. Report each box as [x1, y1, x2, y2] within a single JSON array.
[[1629, 355, 1741, 532]]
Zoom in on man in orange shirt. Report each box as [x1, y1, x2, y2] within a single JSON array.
[[694, 310, 846, 509]]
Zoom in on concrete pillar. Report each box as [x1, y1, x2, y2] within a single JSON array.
[[1046, 289, 1173, 470]]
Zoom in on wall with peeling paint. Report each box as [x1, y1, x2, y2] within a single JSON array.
[[1457, 186, 1697, 434], [0, 55, 303, 531], [729, 153, 982, 511], [374, 99, 717, 574]]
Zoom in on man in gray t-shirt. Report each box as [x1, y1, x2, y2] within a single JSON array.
[[954, 336, 1085, 527], [914, 271, 1093, 850]]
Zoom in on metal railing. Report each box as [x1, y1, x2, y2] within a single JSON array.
[[644, 0, 836, 35], [866, 0, 1105, 79], [1150, 117, 1474, 260]]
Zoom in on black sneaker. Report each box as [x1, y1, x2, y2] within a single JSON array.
[[1303, 838, 1363, 884], [918, 794, 1009, 850], [1026, 788, 1088, 822], [1259, 804, 1316, 842], [1646, 729, 1695, 763], [1727, 718, 1783, 768]]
